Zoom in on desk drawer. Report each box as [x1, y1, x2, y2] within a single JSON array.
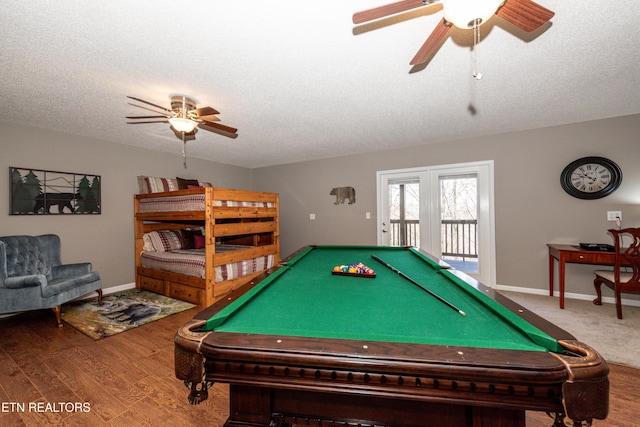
[[564, 251, 613, 264]]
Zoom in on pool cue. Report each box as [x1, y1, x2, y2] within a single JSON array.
[[371, 254, 467, 317]]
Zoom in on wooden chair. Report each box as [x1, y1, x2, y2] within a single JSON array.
[[593, 227, 640, 319]]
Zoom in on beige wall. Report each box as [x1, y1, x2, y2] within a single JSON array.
[[253, 114, 640, 301], [2, 115, 639, 303], [0, 121, 252, 290]]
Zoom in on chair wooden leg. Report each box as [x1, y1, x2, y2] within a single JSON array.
[[615, 288, 623, 319], [51, 306, 63, 327], [593, 278, 603, 306], [96, 289, 104, 306]]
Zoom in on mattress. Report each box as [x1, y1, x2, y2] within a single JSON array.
[[139, 244, 275, 281], [137, 193, 275, 213]]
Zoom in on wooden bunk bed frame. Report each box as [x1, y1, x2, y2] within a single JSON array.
[[134, 187, 279, 307]]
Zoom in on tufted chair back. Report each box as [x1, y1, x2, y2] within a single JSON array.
[[0, 235, 52, 282]]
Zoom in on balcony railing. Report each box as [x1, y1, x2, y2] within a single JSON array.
[[389, 219, 420, 247], [389, 219, 478, 260], [441, 219, 478, 260]]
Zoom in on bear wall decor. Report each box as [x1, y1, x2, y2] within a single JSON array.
[[330, 186, 356, 205]]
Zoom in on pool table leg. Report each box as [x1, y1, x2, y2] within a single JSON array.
[[175, 320, 217, 405]]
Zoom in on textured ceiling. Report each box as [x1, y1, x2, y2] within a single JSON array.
[[1, 0, 639, 168]]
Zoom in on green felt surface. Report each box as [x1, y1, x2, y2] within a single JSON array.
[[204, 246, 561, 353]]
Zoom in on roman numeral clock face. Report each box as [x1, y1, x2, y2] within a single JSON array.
[[571, 164, 610, 192], [560, 157, 622, 199]]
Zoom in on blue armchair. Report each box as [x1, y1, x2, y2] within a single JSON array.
[[0, 234, 103, 327]]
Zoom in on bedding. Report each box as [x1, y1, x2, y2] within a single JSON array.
[[137, 175, 212, 195], [137, 193, 275, 213], [138, 176, 179, 194], [140, 244, 275, 281]]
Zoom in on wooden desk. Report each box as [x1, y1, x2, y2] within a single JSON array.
[[547, 244, 617, 309]]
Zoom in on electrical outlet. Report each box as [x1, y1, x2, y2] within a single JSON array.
[[607, 211, 622, 221]]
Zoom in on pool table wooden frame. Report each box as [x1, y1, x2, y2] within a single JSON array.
[[175, 246, 609, 427]]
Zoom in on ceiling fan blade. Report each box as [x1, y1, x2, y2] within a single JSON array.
[[128, 102, 172, 117], [198, 115, 221, 122], [127, 96, 172, 113], [410, 18, 451, 65], [199, 120, 238, 136], [192, 106, 220, 117], [353, 0, 438, 24], [126, 115, 168, 119], [126, 120, 169, 124], [495, 0, 554, 32]]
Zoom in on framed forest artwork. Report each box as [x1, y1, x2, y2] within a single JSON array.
[[10, 167, 101, 215]]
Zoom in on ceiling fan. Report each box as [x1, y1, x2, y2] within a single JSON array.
[[353, 0, 554, 67], [127, 95, 238, 136], [127, 95, 238, 168]]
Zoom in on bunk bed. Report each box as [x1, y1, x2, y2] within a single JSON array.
[[134, 185, 279, 307]]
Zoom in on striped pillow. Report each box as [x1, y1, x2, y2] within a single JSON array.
[[146, 230, 184, 252], [138, 176, 179, 194]]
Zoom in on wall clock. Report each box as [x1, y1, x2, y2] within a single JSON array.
[[560, 156, 622, 199]]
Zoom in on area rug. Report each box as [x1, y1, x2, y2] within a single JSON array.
[[62, 289, 195, 340]]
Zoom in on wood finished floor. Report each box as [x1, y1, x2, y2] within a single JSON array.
[[0, 307, 636, 426]]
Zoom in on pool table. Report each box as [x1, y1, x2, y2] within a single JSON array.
[[175, 245, 609, 427]]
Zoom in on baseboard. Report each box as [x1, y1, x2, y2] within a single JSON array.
[[102, 282, 137, 295], [70, 282, 136, 302], [496, 284, 640, 308]]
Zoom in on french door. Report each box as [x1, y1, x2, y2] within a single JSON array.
[[377, 161, 495, 287]]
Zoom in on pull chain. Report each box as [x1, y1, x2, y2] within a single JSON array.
[[182, 132, 187, 169], [472, 19, 482, 80]]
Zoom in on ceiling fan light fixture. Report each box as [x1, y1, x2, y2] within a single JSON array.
[[443, 0, 503, 28], [169, 117, 197, 133]]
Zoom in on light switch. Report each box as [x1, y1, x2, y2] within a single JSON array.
[[309, 213, 316, 220]]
